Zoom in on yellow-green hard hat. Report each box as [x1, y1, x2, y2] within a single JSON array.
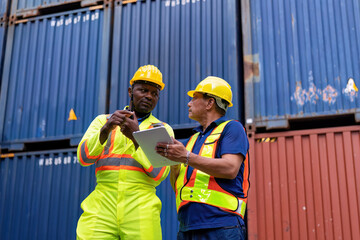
[[188, 76, 233, 107], [130, 65, 165, 90]]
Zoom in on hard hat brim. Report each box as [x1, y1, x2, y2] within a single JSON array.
[[130, 78, 165, 90], [187, 90, 195, 97], [187, 90, 233, 107]]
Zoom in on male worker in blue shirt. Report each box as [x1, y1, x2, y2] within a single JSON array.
[[156, 76, 249, 240]]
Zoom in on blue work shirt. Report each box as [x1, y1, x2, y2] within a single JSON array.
[[137, 114, 149, 125], [178, 116, 249, 231]]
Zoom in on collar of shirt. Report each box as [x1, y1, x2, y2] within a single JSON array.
[[185, 116, 229, 180], [137, 113, 151, 124], [192, 116, 228, 135]]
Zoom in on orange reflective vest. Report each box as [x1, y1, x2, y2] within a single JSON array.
[[175, 120, 248, 218], [77, 113, 174, 186]]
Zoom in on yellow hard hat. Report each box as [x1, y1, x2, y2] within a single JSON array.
[[188, 76, 233, 107], [130, 65, 165, 90]]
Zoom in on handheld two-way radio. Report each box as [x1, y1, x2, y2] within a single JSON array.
[[128, 90, 135, 119]]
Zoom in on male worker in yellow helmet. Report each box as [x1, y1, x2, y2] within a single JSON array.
[[156, 77, 250, 240], [76, 65, 174, 240]]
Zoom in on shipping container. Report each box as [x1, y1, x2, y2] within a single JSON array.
[[10, 0, 103, 19], [242, 0, 360, 130], [110, 0, 243, 129], [0, 149, 96, 240], [247, 125, 360, 240], [0, 148, 179, 240], [0, 0, 10, 21], [0, 5, 111, 150]]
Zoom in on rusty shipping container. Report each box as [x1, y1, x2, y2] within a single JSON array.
[[247, 125, 360, 240], [241, 0, 360, 130], [0, 148, 179, 240]]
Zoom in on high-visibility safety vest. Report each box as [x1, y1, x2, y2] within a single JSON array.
[[175, 120, 248, 218], [77, 113, 174, 186]]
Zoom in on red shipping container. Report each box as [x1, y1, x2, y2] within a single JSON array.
[[247, 125, 360, 240]]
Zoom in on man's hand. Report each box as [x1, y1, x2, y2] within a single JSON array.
[[155, 138, 188, 164], [156, 137, 244, 179], [100, 110, 139, 147]]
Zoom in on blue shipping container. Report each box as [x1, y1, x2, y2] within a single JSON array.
[[10, 0, 102, 19], [0, 5, 111, 149], [242, 0, 360, 129], [110, 0, 243, 129], [0, 149, 179, 240], [0, 149, 96, 240]]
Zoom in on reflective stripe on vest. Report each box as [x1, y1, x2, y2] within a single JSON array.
[[87, 125, 167, 181], [95, 155, 166, 180], [78, 128, 116, 166], [79, 139, 101, 166], [175, 120, 247, 218], [95, 155, 146, 174]]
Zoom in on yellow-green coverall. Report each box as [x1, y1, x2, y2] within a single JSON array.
[[76, 113, 174, 240]]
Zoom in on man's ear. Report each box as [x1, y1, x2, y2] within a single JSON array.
[[128, 87, 132, 98], [206, 98, 216, 110]]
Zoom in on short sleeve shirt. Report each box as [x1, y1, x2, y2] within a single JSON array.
[[178, 116, 249, 231]]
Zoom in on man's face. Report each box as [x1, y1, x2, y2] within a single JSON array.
[[187, 92, 208, 121], [130, 82, 160, 114]]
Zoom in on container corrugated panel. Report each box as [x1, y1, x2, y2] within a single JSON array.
[[0, 5, 111, 149], [110, 0, 242, 129], [247, 125, 360, 240], [10, 0, 102, 19], [0, 149, 96, 240], [0, 0, 10, 20], [0, 21, 6, 91], [156, 176, 179, 240], [242, 0, 360, 129]]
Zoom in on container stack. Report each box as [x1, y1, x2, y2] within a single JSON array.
[[0, 0, 245, 239], [241, 0, 360, 239], [0, 1, 109, 240], [0, 0, 112, 151]]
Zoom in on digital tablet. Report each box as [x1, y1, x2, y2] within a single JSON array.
[[132, 126, 179, 168]]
